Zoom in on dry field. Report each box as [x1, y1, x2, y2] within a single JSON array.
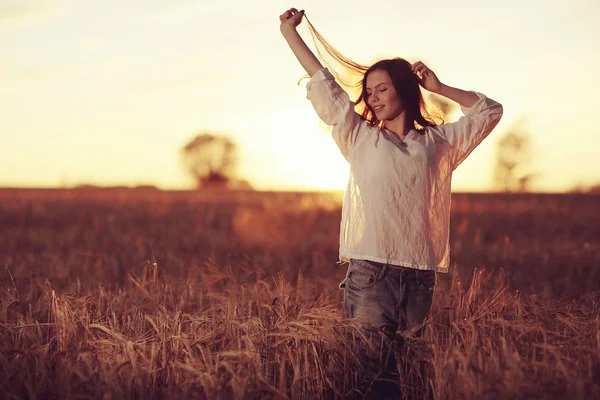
[[0, 188, 599, 399]]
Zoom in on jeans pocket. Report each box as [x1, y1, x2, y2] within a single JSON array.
[[346, 259, 384, 291], [416, 270, 437, 294]]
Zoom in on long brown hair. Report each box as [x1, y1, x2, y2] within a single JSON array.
[[301, 15, 445, 132]]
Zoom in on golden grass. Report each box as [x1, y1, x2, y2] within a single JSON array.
[[0, 189, 598, 399]]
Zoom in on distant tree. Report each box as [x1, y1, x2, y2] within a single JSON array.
[[569, 182, 600, 194], [587, 184, 600, 194], [180, 133, 251, 190], [492, 117, 539, 193]]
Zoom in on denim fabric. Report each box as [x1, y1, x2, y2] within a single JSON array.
[[339, 258, 436, 399]]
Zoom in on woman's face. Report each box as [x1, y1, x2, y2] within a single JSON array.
[[365, 69, 404, 121]]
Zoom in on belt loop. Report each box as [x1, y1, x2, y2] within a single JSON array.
[[399, 268, 406, 281], [377, 264, 388, 280], [415, 269, 422, 286]]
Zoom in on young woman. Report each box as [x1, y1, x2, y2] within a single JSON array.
[[280, 7, 503, 399]]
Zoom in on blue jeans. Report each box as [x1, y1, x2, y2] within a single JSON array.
[[339, 259, 437, 399]]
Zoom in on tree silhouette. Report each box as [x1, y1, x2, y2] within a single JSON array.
[[492, 117, 539, 192], [569, 182, 600, 194], [180, 133, 244, 189], [585, 184, 600, 194]]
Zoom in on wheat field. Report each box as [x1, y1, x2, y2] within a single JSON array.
[[0, 188, 598, 399]]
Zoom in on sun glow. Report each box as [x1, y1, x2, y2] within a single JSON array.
[[257, 106, 349, 191]]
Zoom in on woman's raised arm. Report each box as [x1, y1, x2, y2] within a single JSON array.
[[279, 8, 323, 77]]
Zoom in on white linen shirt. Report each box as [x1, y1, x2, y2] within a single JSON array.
[[306, 68, 503, 273]]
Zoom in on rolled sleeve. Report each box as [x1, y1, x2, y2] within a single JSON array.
[[306, 68, 363, 161], [306, 68, 335, 87], [430, 92, 503, 170]]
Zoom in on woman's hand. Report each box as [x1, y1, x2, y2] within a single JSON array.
[[279, 8, 305, 31], [412, 61, 443, 93]]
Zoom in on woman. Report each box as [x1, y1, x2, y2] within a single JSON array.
[[279, 7, 503, 399]]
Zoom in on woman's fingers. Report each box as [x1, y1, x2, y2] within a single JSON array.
[[280, 8, 301, 22], [415, 68, 425, 79], [279, 7, 304, 29], [412, 62, 431, 80], [415, 66, 429, 78]]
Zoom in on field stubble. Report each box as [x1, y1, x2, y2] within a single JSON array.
[[0, 189, 598, 399]]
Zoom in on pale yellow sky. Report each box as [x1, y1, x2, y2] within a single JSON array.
[[1, 0, 599, 192]]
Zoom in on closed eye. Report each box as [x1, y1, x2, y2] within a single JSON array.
[[366, 88, 388, 96]]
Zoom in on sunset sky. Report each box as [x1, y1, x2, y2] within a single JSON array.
[[2, 0, 599, 192]]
